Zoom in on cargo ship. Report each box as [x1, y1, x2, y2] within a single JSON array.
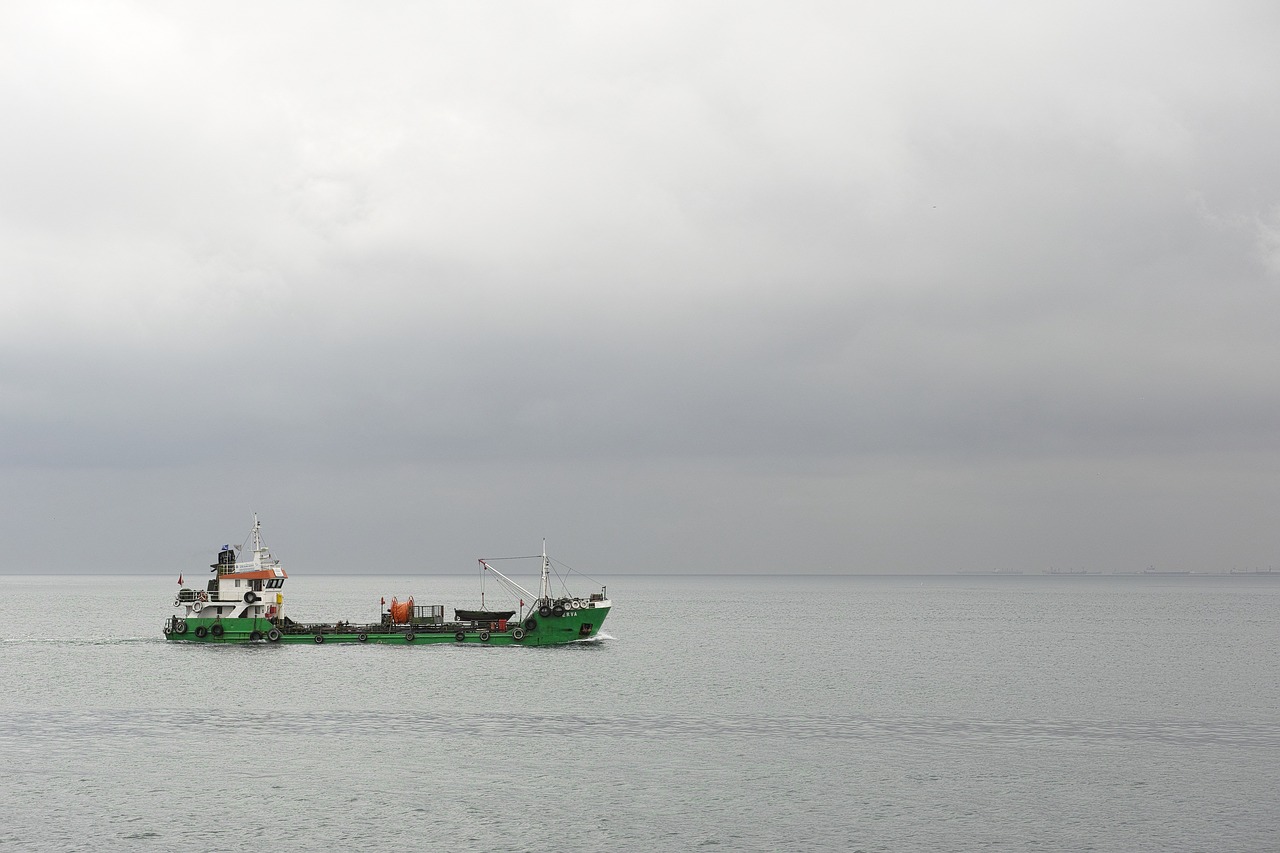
[[163, 516, 611, 646]]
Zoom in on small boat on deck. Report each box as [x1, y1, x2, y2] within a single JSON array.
[[163, 516, 611, 647], [454, 608, 517, 622]]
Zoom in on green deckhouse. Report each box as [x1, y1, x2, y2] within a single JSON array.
[[164, 516, 611, 647]]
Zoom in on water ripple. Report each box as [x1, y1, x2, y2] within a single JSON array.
[[2, 709, 1276, 749]]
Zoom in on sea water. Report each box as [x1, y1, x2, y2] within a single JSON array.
[[1, 573, 1277, 852]]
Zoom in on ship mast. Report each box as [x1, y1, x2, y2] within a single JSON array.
[[250, 512, 266, 570], [476, 542, 556, 605], [539, 538, 551, 604]]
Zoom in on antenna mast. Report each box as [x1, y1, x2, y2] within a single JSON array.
[[539, 539, 551, 603]]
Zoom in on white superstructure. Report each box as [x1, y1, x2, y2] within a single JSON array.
[[175, 514, 288, 620]]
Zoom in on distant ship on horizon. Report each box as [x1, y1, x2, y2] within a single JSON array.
[[1142, 566, 1192, 575], [955, 565, 1275, 577], [1110, 566, 1194, 575]]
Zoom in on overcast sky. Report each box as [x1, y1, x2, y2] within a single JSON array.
[[4, 1, 1280, 576]]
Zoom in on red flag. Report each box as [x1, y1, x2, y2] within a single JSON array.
[[520, 599, 524, 607], [380, 597, 385, 606], [178, 574, 183, 586]]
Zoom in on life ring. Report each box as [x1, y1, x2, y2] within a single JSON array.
[[163, 623, 173, 636], [512, 627, 526, 640], [404, 632, 416, 643], [552, 604, 566, 617], [454, 631, 466, 642], [195, 626, 208, 638], [267, 628, 281, 642], [249, 631, 262, 642], [357, 633, 369, 643], [538, 605, 551, 618], [175, 620, 187, 634], [313, 634, 325, 644], [192, 600, 204, 613], [210, 623, 224, 637], [524, 617, 538, 632], [479, 630, 490, 642], [570, 598, 582, 610], [244, 591, 258, 604]]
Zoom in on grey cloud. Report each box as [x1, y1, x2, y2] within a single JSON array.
[[3, 1, 1280, 573]]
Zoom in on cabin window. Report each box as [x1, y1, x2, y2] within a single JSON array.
[[234, 579, 241, 587]]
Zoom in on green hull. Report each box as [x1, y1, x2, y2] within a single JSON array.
[[164, 607, 610, 648]]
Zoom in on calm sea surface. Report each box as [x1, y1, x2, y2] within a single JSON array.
[[2, 573, 1278, 852]]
